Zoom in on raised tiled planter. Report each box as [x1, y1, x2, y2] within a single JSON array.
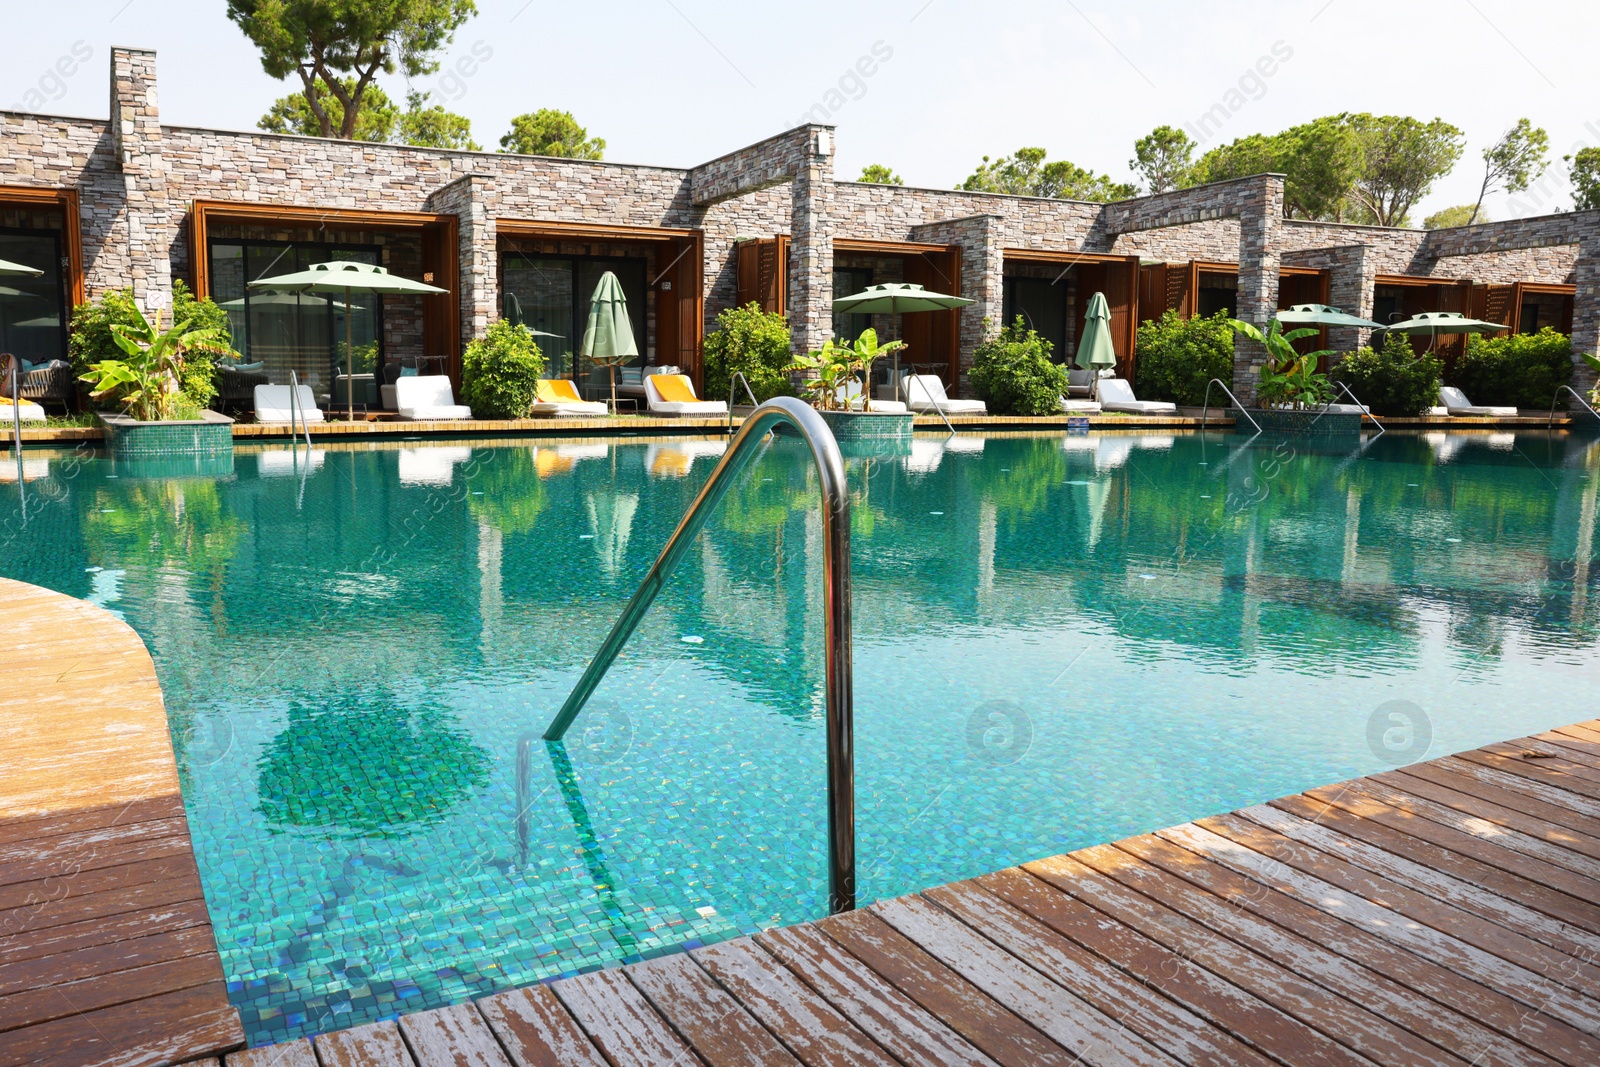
[[816, 409, 915, 440], [98, 410, 235, 458]]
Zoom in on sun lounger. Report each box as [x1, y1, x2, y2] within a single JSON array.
[[395, 375, 472, 420], [253, 384, 323, 424], [1438, 386, 1518, 417], [0, 398, 46, 423], [1096, 378, 1177, 415], [645, 374, 727, 416], [529, 379, 608, 417], [903, 374, 986, 415], [1059, 398, 1102, 414], [837, 381, 908, 413]]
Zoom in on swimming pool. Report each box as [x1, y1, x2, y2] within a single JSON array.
[[4, 428, 1597, 1044]]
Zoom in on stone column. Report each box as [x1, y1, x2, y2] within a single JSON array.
[[1573, 233, 1600, 400], [1234, 175, 1285, 404], [913, 214, 1002, 395], [1325, 244, 1375, 354], [427, 173, 498, 352], [107, 47, 171, 308], [788, 128, 835, 355]]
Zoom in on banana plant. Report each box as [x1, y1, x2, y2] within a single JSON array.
[[1583, 352, 1600, 406], [80, 303, 229, 421], [1229, 318, 1336, 409], [846, 328, 907, 412], [787, 340, 858, 410]]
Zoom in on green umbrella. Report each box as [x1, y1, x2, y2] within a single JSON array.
[[0, 258, 42, 278], [832, 283, 974, 401], [580, 271, 639, 411], [1275, 303, 1385, 330], [1075, 292, 1118, 399], [249, 260, 448, 420], [1377, 311, 1507, 354]]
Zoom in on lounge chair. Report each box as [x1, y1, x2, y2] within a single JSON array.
[[395, 375, 472, 420], [1437, 386, 1518, 417], [253, 384, 323, 424], [902, 374, 986, 415], [1096, 378, 1177, 415], [0, 398, 47, 423], [644, 373, 728, 416], [1059, 397, 1102, 414], [618, 365, 679, 402], [530, 379, 608, 417], [1066, 367, 1098, 397]]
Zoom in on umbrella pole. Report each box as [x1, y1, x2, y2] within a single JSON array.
[[346, 285, 355, 422]]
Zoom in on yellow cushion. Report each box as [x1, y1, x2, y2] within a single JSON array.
[[536, 379, 584, 404], [651, 374, 698, 404]]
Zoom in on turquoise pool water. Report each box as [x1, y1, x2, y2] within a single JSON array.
[[3, 428, 1597, 1044]]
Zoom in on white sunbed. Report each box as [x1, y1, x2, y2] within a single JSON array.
[[645, 374, 728, 417], [1095, 379, 1177, 416], [253, 384, 324, 425], [529, 379, 608, 418], [395, 375, 472, 420], [1438, 386, 1518, 417], [0, 398, 46, 423], [837, 381, 908, 414], [903, 374, 986, 415], [1059, 398, 1102, 414]]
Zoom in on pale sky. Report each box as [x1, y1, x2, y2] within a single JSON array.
[[4, 0, 1597, 223]]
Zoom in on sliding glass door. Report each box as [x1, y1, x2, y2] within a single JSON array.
[[501, 255, 646, 398], [0, 229, 66, 364]]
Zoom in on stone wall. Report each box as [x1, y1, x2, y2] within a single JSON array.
[[910, 214, 1003, 392]]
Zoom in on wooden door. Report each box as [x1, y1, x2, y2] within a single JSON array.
[[901, 250, 961, 391]]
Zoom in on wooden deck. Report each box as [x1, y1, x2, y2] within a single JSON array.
[[0, 579, 244, 1067], [196, 718, 1600, 1067]]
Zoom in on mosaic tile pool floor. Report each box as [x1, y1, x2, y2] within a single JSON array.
[[2, 429, 1598, 1044]]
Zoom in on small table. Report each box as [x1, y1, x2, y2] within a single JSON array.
[[608, 398, 638, 415]]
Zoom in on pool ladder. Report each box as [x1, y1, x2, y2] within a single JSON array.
[[543, 397, 859, 914]]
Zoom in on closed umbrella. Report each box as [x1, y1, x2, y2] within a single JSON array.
[[249, 260, 449, 421], [831, 283, 974, 401], [1075, 291, 1118, 399], [580, 271, 639, 412]]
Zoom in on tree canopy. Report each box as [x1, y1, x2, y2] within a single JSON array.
[[858, 164, 904, 185], [960, 147, 1136, 202], [499, 109, 605, 159], [396, 89, 480, 150], [1130, 125, 1195, 194], [228, 0, 476, 139], [1469, 118, 1548, 224], [1568, 147, 1600, 212], [1423, 204, 1489, 229], [258, 83, 478, 149]]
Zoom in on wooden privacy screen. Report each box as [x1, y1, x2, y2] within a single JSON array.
[[899, 247, 962, 390], [187, 200, 462, 376], [0, 184, 83, 307], [735, 236, 788, 316], [1471, 281, 1575, 335]]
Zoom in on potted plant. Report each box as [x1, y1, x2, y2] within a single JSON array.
[[787, 331, 914, 440], [80, 300, 236, 457], [1228, 318, 1353, 433]]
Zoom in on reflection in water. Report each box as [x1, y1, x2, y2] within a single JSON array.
[[1, 428, 1597, 1046]]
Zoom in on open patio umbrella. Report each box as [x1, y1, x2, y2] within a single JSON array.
[[1376, 311, 1508, 353], [1075, 291, 1118, 400], [249, 260, 448, 420], [832, 283, 974, 401], [580, 271, 638, 411], [1274, 303, 1385, 330]]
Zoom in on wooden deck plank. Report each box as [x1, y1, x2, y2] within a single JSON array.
[[1032, 848, 1497, 1067], [755, 924, 1000, 1067], [0, 899, 213, 967], [1090, 837, 1577, 1066], [0, 924, 222, 999], [1164, 819, 1600, 1037], [552, 967, 705, 1067], [1372, 771, 1600, 871], [0, 950, 224, 1034], [1407, 757, 1600, 832], [0, 796, 186, 847], [0, 980, 244, 1067], [816, 909, 1080, 1067], [690, 939, 898, 1067], [476, 985, 607, 1067], [0, 856, 201, 918], [313, 1019, 416, 1067], [1240, 800, 1600, 959], [625, 953, 800, 1067], [916, 882, 1275, 1067], [974, 866, 1370, 1067], [396, 1003, 512, 1067], [225, 1038, 317, 1067], [1272, 790, 1600, 936], [1464, 744, 1600, 798]]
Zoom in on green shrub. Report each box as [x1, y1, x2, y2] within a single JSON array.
[[69, 282, 233, 413], [1329, 332, 1442, 416], [460, 321, 546, 418], [703, 302, 794, 403], [1453, 327, 1573, 409], [970, 317, 1069, 416], [1134, 309, 1234, 406]]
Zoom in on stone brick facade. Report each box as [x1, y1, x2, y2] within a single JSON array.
[[0, 46, 1595, 400]]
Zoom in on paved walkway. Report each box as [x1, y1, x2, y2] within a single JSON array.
[[0, 579, 243, 1067], [209, 718, 1600, 1067]]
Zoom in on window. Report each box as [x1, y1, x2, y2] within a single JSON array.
[[0, 229, 65, 364], [832, 268, 873, 344], [1196, 271, 1238, 319], [1001, 276, 1068, 361], [500, 255, 646, 398], [1519, 302, 1540, 334], [208, 240, 383, 396]]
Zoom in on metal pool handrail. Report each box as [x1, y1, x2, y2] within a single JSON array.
[[1200, 379, 1263, 434], [1548, 385, 1600, 429], [1312, 381, 1384, 436], [727, 371, 760, 434], [542, 396, 858, 914], [8, 358, 22, 486], [288, 371, 313, 448]]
